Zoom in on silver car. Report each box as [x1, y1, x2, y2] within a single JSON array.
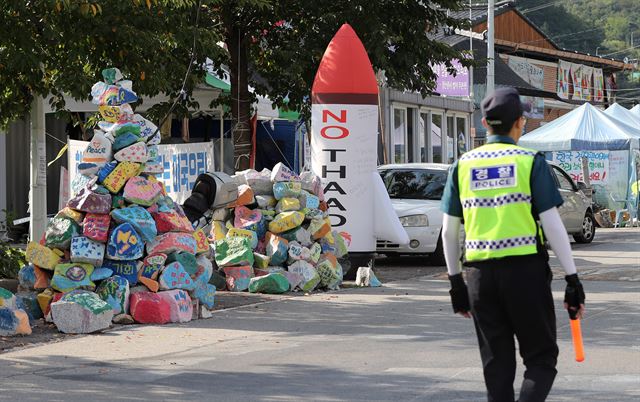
[[548, 163, 596, 243]]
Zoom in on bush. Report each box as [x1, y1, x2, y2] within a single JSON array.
[[0, 242, 26, 279]]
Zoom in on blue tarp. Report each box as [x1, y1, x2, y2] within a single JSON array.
[[519, 103, 640, 151]]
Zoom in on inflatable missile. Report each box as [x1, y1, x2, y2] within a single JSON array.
[[311, 24, 409, 254]]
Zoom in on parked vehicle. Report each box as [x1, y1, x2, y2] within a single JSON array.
[[377, 163, 449, 263], [548, 163, 596, 243]]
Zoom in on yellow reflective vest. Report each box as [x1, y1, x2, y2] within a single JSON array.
[[458, 142, 542, 262]]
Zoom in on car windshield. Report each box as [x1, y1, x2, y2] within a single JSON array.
[[379, 168, 448, 200]]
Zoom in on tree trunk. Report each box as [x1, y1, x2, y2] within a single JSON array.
[[227, 25, 252, 172]]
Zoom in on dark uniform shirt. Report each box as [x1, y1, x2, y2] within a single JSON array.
[[441, 135, 563, 219]]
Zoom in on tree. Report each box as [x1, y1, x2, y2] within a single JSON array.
[[211, 0, 472, 170], [0, 0, 226, 128]]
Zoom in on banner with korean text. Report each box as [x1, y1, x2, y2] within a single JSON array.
[[557, 60, 571, 99], [68, 140, 214, 204]]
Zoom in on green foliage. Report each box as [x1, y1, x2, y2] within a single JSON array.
[[0, 0, 227, 128], [0, 243, 26, 280]]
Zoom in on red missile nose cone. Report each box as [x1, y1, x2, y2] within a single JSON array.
[[312, 24, 378, 104]]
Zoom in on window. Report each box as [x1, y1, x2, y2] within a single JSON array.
[[393, 108, 406, 163], [419, 112, 429, 162], [456, 116, 467, 156], [379, 169, 448, 200], [447, 115, 456, 163], [553, 166, 575, 191], [432, 114, 443, 163]]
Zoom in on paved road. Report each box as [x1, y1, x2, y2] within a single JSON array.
[[0, 228, 638, 401]]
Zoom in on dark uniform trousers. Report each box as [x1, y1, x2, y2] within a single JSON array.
[[466, 254, 559, 402]]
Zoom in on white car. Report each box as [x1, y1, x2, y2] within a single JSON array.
[[376, 163, 450, 263]]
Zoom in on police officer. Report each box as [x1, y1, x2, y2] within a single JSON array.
[[440, 87, 586, 402]]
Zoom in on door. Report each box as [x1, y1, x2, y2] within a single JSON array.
[[551, 165, 581, 231]]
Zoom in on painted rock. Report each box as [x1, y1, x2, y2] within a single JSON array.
[[211, 221, 228, 242], [132, 114, 158, 142], [193, 229, 210, 255], [97, 161, 118, 183], [222, 266, 254, 292], [287, 241, 311, 263], [114, 142, 148, 163], [101, 259, 138, 285], [209, 270, 227, 291], [268, 211, 304, 234], [70, 236, 106, 266], [266, 233, 289, 266], [123, 176, 162, 206], [113, 313, 135, 325], [153, 210, 193, 233], [25, 242, 61, 270], [91, 267, 113, 281], [234, 206, 263, 230], [129, 291, 171, 324], [51, 291, 113, 334], [33, 265, 51, 289], [36, 288, 54, 316], [158, 262, 195, 291], [67, 186, 112, 214], [282, 270, 304, 291], [309, 217, 331, 240], [96, 275, 130, 315], [147, 129, 161, 145], [18, 265, 36, 290], [157, 289, 193, 323], [309, 242, 322, 264], [304, 208, 324, 221], [255, 195, 277, 209], [166, 252, 198, 279], [112, 132, 140, 152], [227, 228, 258, 249], [16, 291, 43, 322], [288, 260, 320, 293], [194, 254, 213, 284], [143, 145, 163, 174], [192, 281, 216, 309], [139, 253, 166, 281], [334, 231, 349, 258], [51, 263, 95, 293], [0, 307, 32, 336], [111, 205, 157, 242], [248, 273, 289, 294], [83, 213, 111, 243], [147, 232, 197, 255], [270, 162, 300, 182], [103, 161, 141, 194], [55, 207, 85, 225], [82, 132, 112, 166], [273, 181, 302, 200], [139, 278, 160, 293], [214, 237, 254, 267], [106, 223, 144, 260], [316, 254, 341, 289], [44, 217, 81, 249], [276, 197, 301, 213], [112, 195, 126, 209], [298, 191, 320, 210], [0, 287, 16, 309], [253, 252, 270, 269], [234, 184, 255, 207]]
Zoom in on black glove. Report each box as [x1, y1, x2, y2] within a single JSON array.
[[448, 273, 470, 314], [564, 274, 585, 319]]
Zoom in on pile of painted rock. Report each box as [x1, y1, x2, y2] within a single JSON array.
[[209, 162, 350, 294], [18, 68, 215, 334]]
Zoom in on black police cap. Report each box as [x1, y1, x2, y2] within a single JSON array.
[[481, 87, 531, 131]]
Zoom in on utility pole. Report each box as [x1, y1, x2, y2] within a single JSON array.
[[487, 0, 495, 95], [29, 95, 47, 242]]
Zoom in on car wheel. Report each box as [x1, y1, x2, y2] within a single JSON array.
[[431, 233, 446, 266], [573, 211, 595, 243]]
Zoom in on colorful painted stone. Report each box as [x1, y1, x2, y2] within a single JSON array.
[[304, 208, 324, 221], [211, 221, 228, 241], [234, 206, 263, 230], [18, 265, 36, 290], [111, 205, 157, 242], [98, 105, 121, 123], [82, 132, 113, 166], [214, 237, 254, 267], [334, 231, 349, 258], [282, 270, 304, 291], [255, 195, 277, 209], [55, 207, 85, 225], [227, 228, 258, 249], [50, 291, 113, 334], [25, 242, 61, 270], [194, 254, 213, 284], [166, 252, 198, 278], [158, 289, 193, 323], [83, 213, 111, 243], [132, 114, 158, 142], [139, 277, 159, 293], [222, 266, 254, 292], [288, 260, 320, 293], [97, 161, 118, 183], [67, 186, 112, 214], [248, 273, 289, 294], [280, 226, 312, 247], [123, 176, 162, 206], [103, 161, 141, 193], [101, 259, 138, 285], [107, 223, 144, 260], [158, 262, 195, 291], [96, 276, 130, 315], [129, 291, 170, 324], [143, 145, 163, 174], [270, 162, 300, 182], [0, 308, 32, 336], [114, 142, 148, 163], [44, 217, 81, 249], [193, 229, 210, 255], [309, 242, 322, 264], [266, 233, 289, 266], [146, 232, 197, 255], [112, 132, 140, 152], [273, 181, 302, 200], [0, 287, 16, 309], [309, 217, 331, 240], [36, 288, 54, 316], [192, 281, 216, 309], [298, 191, 320, 210], [234, 184, 255, 207], [91, 267, 113, 281], [112, 195, 126, 209], [268, 211, 304, 234], [316, 254, 341, 289], [276, 197, 301, 213], [16, 291, 43, 322], [287, 241, 311, 263], [51, 263, 95, 293], [70, 236, 105, 266], [139, 253, 166, 281], [153, 210, 194, 233], [253, 252, 270, 269], [33, 265, 51, 289], [209, 270, 227, 291]]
